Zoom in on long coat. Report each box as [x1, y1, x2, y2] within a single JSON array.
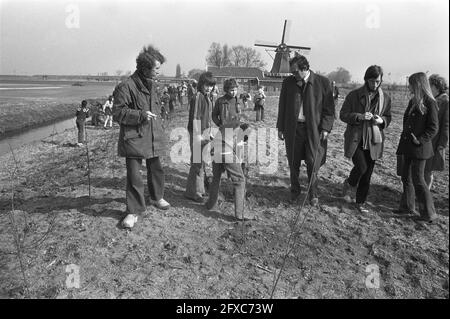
[[340, 86, 392, 160], [276, 71, 335, 166], [426, 93, 449, 171], [113, 71, 167, 159], [396, 96, 439, 160]]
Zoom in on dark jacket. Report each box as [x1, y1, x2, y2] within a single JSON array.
[[187, 91, 213, 136], [426, 93, 449, 171], [212, 94, 240, 129], [76, 106, 90, 122], [396, 96, 439, 160], [340, 86, 392, 160], [112, 71, 167, 159], [276, 71, 335, 166]]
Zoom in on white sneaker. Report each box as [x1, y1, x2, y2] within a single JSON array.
[[122, 214, 138, 228], [151, 198, 171, 210], [343, 195, 355, 203]]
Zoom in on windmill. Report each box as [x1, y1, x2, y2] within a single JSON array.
[[255, 20, 311, 75]]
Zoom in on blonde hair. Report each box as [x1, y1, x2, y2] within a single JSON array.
[[408, 72, 435, 115]]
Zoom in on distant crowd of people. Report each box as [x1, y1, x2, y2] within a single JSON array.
[[74, 44, 448, 229]]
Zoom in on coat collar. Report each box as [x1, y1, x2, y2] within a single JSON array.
[[290, 70, 316, 87], [357, 85, 375, 107], [131, 71, 151, 95]]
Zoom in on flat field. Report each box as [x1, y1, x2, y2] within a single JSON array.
[[0, 80, 116, 136], [0, 88, 448, 299]]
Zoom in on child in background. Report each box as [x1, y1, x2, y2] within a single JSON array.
[[185, 72, 216, 203], [103, 95, 114, 129], [207, 78, 255, 221], [253, 86, 266, 121], [160, 88, 170, 121], [240, 92, 251, 110], [75, 100, 90, 146]]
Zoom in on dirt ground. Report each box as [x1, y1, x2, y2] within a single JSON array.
[[0, 92, 448, 299]]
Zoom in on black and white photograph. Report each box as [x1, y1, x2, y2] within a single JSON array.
[[0, 0, 448, 302]]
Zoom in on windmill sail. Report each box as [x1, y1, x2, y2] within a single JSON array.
[[254, 20, 311, 75]]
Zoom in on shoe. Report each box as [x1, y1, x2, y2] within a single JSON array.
[[151, 198, 171, 210], [184, 194, 206, 203], [309, 197, 319, 207], [235, 211, 256, 221], [392, 208, 415, 215], [415, 214, 437, 224], [343, 195, 355, 203], [356, 203, 370, 214], [122, 214, 138, 228], [205, 202, 220, 213], [342, 179, 355, 198]]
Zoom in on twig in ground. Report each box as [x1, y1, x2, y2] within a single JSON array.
[[255, 264, 273, 273], [8, 143, 30, 297]]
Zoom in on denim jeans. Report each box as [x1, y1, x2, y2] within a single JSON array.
[[185, 135, 208, 198], [206, 160, 245, 218]]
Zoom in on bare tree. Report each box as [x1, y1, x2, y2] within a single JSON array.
[[243, 47, 265, 68], [206, 42, 224, 68], [207, 42, 266, 68], [230, 45, 245, 67], [230, 45, 265, 68]]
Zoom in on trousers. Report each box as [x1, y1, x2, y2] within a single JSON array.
[[76, 120, 86, 143], [288, 122, 323, 199], [399, 156, 436, 219], [126, 157, 165, 215], [347, 145, 376, 204], [207, 159, 245, 218]]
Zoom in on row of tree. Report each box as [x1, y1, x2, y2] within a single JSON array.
[[166, 42, 354, 84], [206, 43, 266, 69]]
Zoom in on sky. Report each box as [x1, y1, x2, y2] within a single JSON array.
[[0, 0, 448, 83]]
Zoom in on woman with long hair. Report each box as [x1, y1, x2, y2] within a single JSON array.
[[395, 72, 439, 223], [424, 74, 449, 189]]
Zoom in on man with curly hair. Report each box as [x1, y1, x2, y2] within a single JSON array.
[[113, 44, 171, 229]]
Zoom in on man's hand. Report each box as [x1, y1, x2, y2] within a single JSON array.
[[320, 130, 328, 142], [145, 111, 158, 121], [278, 131, 285, 141], [373, 114, 384, 125], [364, 112, 374, 120]]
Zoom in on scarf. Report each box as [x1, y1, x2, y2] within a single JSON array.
[[362, 88, 384, 149]]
